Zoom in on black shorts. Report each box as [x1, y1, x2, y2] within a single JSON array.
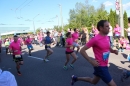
[[13, 55, 23, 63], [65, 51, 74, 54], [45, 45, 51, 50], [114, 36, 120, 40]]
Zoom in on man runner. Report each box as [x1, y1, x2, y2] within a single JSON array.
[[71, 20, 118, 86], [26, 36, 33, 56], [9, 35, 23, 75]]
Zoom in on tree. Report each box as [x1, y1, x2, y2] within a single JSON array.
[[36, 28, 40, 34], [124, 11, 128, 29], [28, 32, 33, 34], [108, 9, 114, 28], [113, 11, 118, 25], [123, 11, 128, 37]]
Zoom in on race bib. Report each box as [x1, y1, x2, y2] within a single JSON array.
[[47, 44, 50, 46], [103, 51, 110, 61], [5, 45, 9, 47], [70, 46, 73, 50], [15, 55, 21, 58]]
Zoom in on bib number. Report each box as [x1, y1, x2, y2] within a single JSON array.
[[47, 44, 50, 46], [15, 55, 21, 58], [70, 46, 73, 50], [103, 52, 110, 61]]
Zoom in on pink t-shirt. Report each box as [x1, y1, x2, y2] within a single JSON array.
[[26, 38, 31, 45], [86, 34, 110, 66], [9, 41, 21, 55], [114, 27, 121, 35], [72, 32, 79, 42], [66, 38, 73, 52], [10, 39, 14, 43], [120, 39, 127, 44]]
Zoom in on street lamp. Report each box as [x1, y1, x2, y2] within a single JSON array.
[[58, 4, 63, 30], [33, 14, 40, 34]]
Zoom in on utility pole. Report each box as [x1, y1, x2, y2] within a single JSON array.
[[56, 15, 59, 29], [33, 14, 40, 34], [119, 0, 124, 36], [59, 4, 63, 30]]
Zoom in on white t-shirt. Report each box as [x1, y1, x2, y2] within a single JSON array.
[[34, 36, 38, 40], [107, 26, 113, 36], [0, 69, 17, 86], [127, 27, 130, 36]]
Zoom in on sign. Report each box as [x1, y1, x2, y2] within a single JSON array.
[[115, 0, 120, 15]]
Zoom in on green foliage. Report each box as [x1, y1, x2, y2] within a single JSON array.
[[124, 11, 128, 29], [36, 28, 41, 34], [28, 32, 33, 34], [67, 1, 109, 29], [123, 11, 128, 37], [53, 0, 129, 38], [87, 27, 92, 33], [108, 9, 114, 28]]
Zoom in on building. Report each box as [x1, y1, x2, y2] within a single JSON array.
[[0, 27, 32, 36]]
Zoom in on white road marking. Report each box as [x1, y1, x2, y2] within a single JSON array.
[[28, 56, 43, 60]]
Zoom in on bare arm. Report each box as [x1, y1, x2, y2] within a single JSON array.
[[80, 46, 99, 67], [110, 48, 118, 55], [80, 46, 92, 63]]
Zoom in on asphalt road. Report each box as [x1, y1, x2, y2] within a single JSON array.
[[0, 45, 130, 86]]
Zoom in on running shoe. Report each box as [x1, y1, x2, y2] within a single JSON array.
[[29, 54, 32, 56], [43, 59, 49, 62], [47, 56, 50, 59], [63, 66, 68, 70], [118, 49, 121, 52], [17, 71, 22, 76], [121, 49, 124, 52], [70, 64, 74, 69], [71, 75, 77, 85]]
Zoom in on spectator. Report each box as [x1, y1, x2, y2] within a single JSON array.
[[0, 69, 17, 86]]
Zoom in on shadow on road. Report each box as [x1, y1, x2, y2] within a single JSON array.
[[121, 53, 127, 59]]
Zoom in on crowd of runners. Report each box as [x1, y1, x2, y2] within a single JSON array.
[[0, 20, 130, 86]]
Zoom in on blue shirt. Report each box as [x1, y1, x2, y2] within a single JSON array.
[[44, 36, 51, 44]]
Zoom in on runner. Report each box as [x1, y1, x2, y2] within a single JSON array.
[[72, 28, 80, 57], [0, 68, 17, 86], [71, 20, 118, 86], [43, 31, 53, 62], [5, 39, 10, 54], [25, 36, 34, 56], [9, 35, 23, 75], [63, 32, 77, 70]]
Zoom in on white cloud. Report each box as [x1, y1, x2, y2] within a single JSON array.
[[123, 2, 130, 10], [103, 1, 113, 7]]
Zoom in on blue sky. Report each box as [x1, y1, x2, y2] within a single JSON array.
[[0, 0, 130, 33]]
